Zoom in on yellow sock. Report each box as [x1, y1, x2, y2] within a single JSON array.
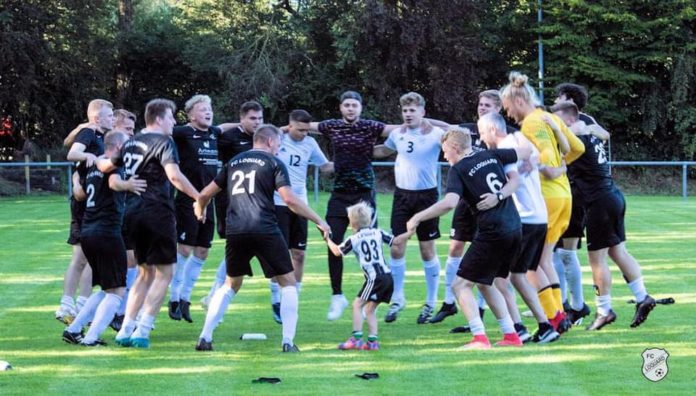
[[538, 288, 556, 319], [551, 286, 564, 313]]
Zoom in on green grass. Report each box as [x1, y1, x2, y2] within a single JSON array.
[[0, 194, 694, 395]]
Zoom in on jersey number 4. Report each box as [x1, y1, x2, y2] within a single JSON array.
[[231, 170, 256, 195]]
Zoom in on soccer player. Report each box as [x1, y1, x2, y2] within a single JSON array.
[[62, 130, 146, 346], [309, 91, 399, 321], [552, 83, 609, 324], [429, 90, 516, 325], [113, 109, 136, 136], [268, 109, 333, 323], [168, 95, 220, 323], [478, 113, 560, 343], [200, 101, 263, 308], [326, 202, 398, 351], [373, 92, 445, 324], [404, 127, 530, 349], [98, 98, 201, 348], [193, 125, 331, 353], [500, 71, 585, 332], [56, 99, 113, 324], [549, 101, 656, 330]]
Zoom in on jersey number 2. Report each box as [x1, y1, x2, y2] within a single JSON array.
[[86, 184, 96, 208], [231, 170, 256, 195]]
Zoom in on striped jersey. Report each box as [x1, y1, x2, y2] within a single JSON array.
[[338, 228, 393, 280]]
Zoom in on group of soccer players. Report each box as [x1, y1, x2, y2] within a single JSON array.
[[55, 71, 658, 351]]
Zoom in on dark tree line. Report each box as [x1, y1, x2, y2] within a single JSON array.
[[0, 0, 694, 160]]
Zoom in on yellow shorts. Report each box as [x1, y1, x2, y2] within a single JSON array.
[[545, 197, 572, 244]]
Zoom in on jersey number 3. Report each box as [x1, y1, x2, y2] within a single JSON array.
[[231, 170, 256, 195]]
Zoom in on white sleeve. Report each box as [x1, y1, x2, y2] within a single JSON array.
[[308, 138, 328, 166], [384, 129, 398, 150]]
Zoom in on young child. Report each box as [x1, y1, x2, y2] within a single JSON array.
[[325, 201, 400, 350]]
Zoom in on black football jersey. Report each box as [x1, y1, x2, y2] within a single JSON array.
[[446, 149, 521, 238], [73, 128, 105, 180], [214, 150, 291, 235], [172, 125, 220, 200], [567, 134, 614, 204], [218, 126, 253, 166], [111, 132, 179, 213], [80, 164, 125, 237]]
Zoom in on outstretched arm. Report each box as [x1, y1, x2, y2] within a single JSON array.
[[406, 192, 460, 235], [164, 163, 199, 201]]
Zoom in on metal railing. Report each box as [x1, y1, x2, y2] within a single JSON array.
[[312, 160, 696, 202], [0, 161, 74, 198]]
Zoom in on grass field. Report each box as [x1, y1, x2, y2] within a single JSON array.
[[0, 193, 694, 395]]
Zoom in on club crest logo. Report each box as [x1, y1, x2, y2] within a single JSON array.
[[203, 141, 210, 148], [641, 348, 669, 382]]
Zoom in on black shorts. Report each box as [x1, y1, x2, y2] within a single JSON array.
[[124, 209, 177, 265], [585, 189, 626, 251], [357, 273, 393, 304], [176, 198, 214, 248], [560, 198, 585, 240], [81, 234, 127, 290], [457, 229, 522, 286], [276, 205, 308, 250], [450, 199, 476, 242], [67, 197, 86, 245], [390, 188, 440, 241], [225, 232, 293, 278], [512, 223, 547, 273], [326, 190, 377, 226]]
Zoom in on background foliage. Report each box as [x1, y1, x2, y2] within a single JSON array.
[[0, 0, 694, 159]]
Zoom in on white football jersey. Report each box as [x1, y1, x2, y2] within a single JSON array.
[[385, 126, 445, 190], [274, 134, 328, 205]]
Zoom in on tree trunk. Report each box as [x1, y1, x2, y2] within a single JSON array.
[[115, 0, 134, 108]]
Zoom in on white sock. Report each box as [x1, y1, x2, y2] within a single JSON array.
[[200, 285, 235, 342], [497, 315, 515, 334], [170, 252, 188, 302], [596, 294, 612, 316], [206, 259, 227, 300], [75, 295, 89, 312], [296, 282, 302, 294], [627, 277, 648, 303], [559, 248, 585, 310], [60, 295, 76, 311], [181, 255, 205, 301], [280, 286, 299, 345], [117, 316, 137, 339], [552, 249, 567, 303], [67, 291, 105, 333], [118, 268, 138, 315], [390, 257, 406, 304], [131, 314, 156, 339], [444, 256, 461, 305], [83, 293, 122, 344], [468, 316, 486, 336], [423, 258, 440, 307], [269, 280, 281, 304]]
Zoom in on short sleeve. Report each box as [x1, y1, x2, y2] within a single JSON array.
[[494, 148, 518, 166], [74, 128, 96, 147], [444, 166, 465, 197], [381, 230, 394, 246], [384, 129, 398, 150], [338, 238, 353, 255], [274, 159, 292, 190], [308, 138, 329, 166], [317, 120, 332, 137], [369, 120, 386, 137], [214, 164, 228, 189], [159, 137, 179, 166]]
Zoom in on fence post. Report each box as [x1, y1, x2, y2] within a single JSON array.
[[24, 155, 30, 194], [67, 164, 73, 200], [314, 165, 319, 204], [683, 163, 688, 199]]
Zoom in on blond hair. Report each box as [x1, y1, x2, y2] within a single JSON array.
[[114, 109, 136, 124], [87, 99, 113, 121], [478, 89, 502, 108], [441, 127, 472, 152], [184, 94, 212, 114], [399, 92, 426, 108], [347, 201, 373, 229], [500, 71, 540, 106]]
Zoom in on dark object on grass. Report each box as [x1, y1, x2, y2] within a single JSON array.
[[355, 372, 379, 380], [252, 377, 281, 384], [449, 326, 471, 334], [626, 297, 674, 305]]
